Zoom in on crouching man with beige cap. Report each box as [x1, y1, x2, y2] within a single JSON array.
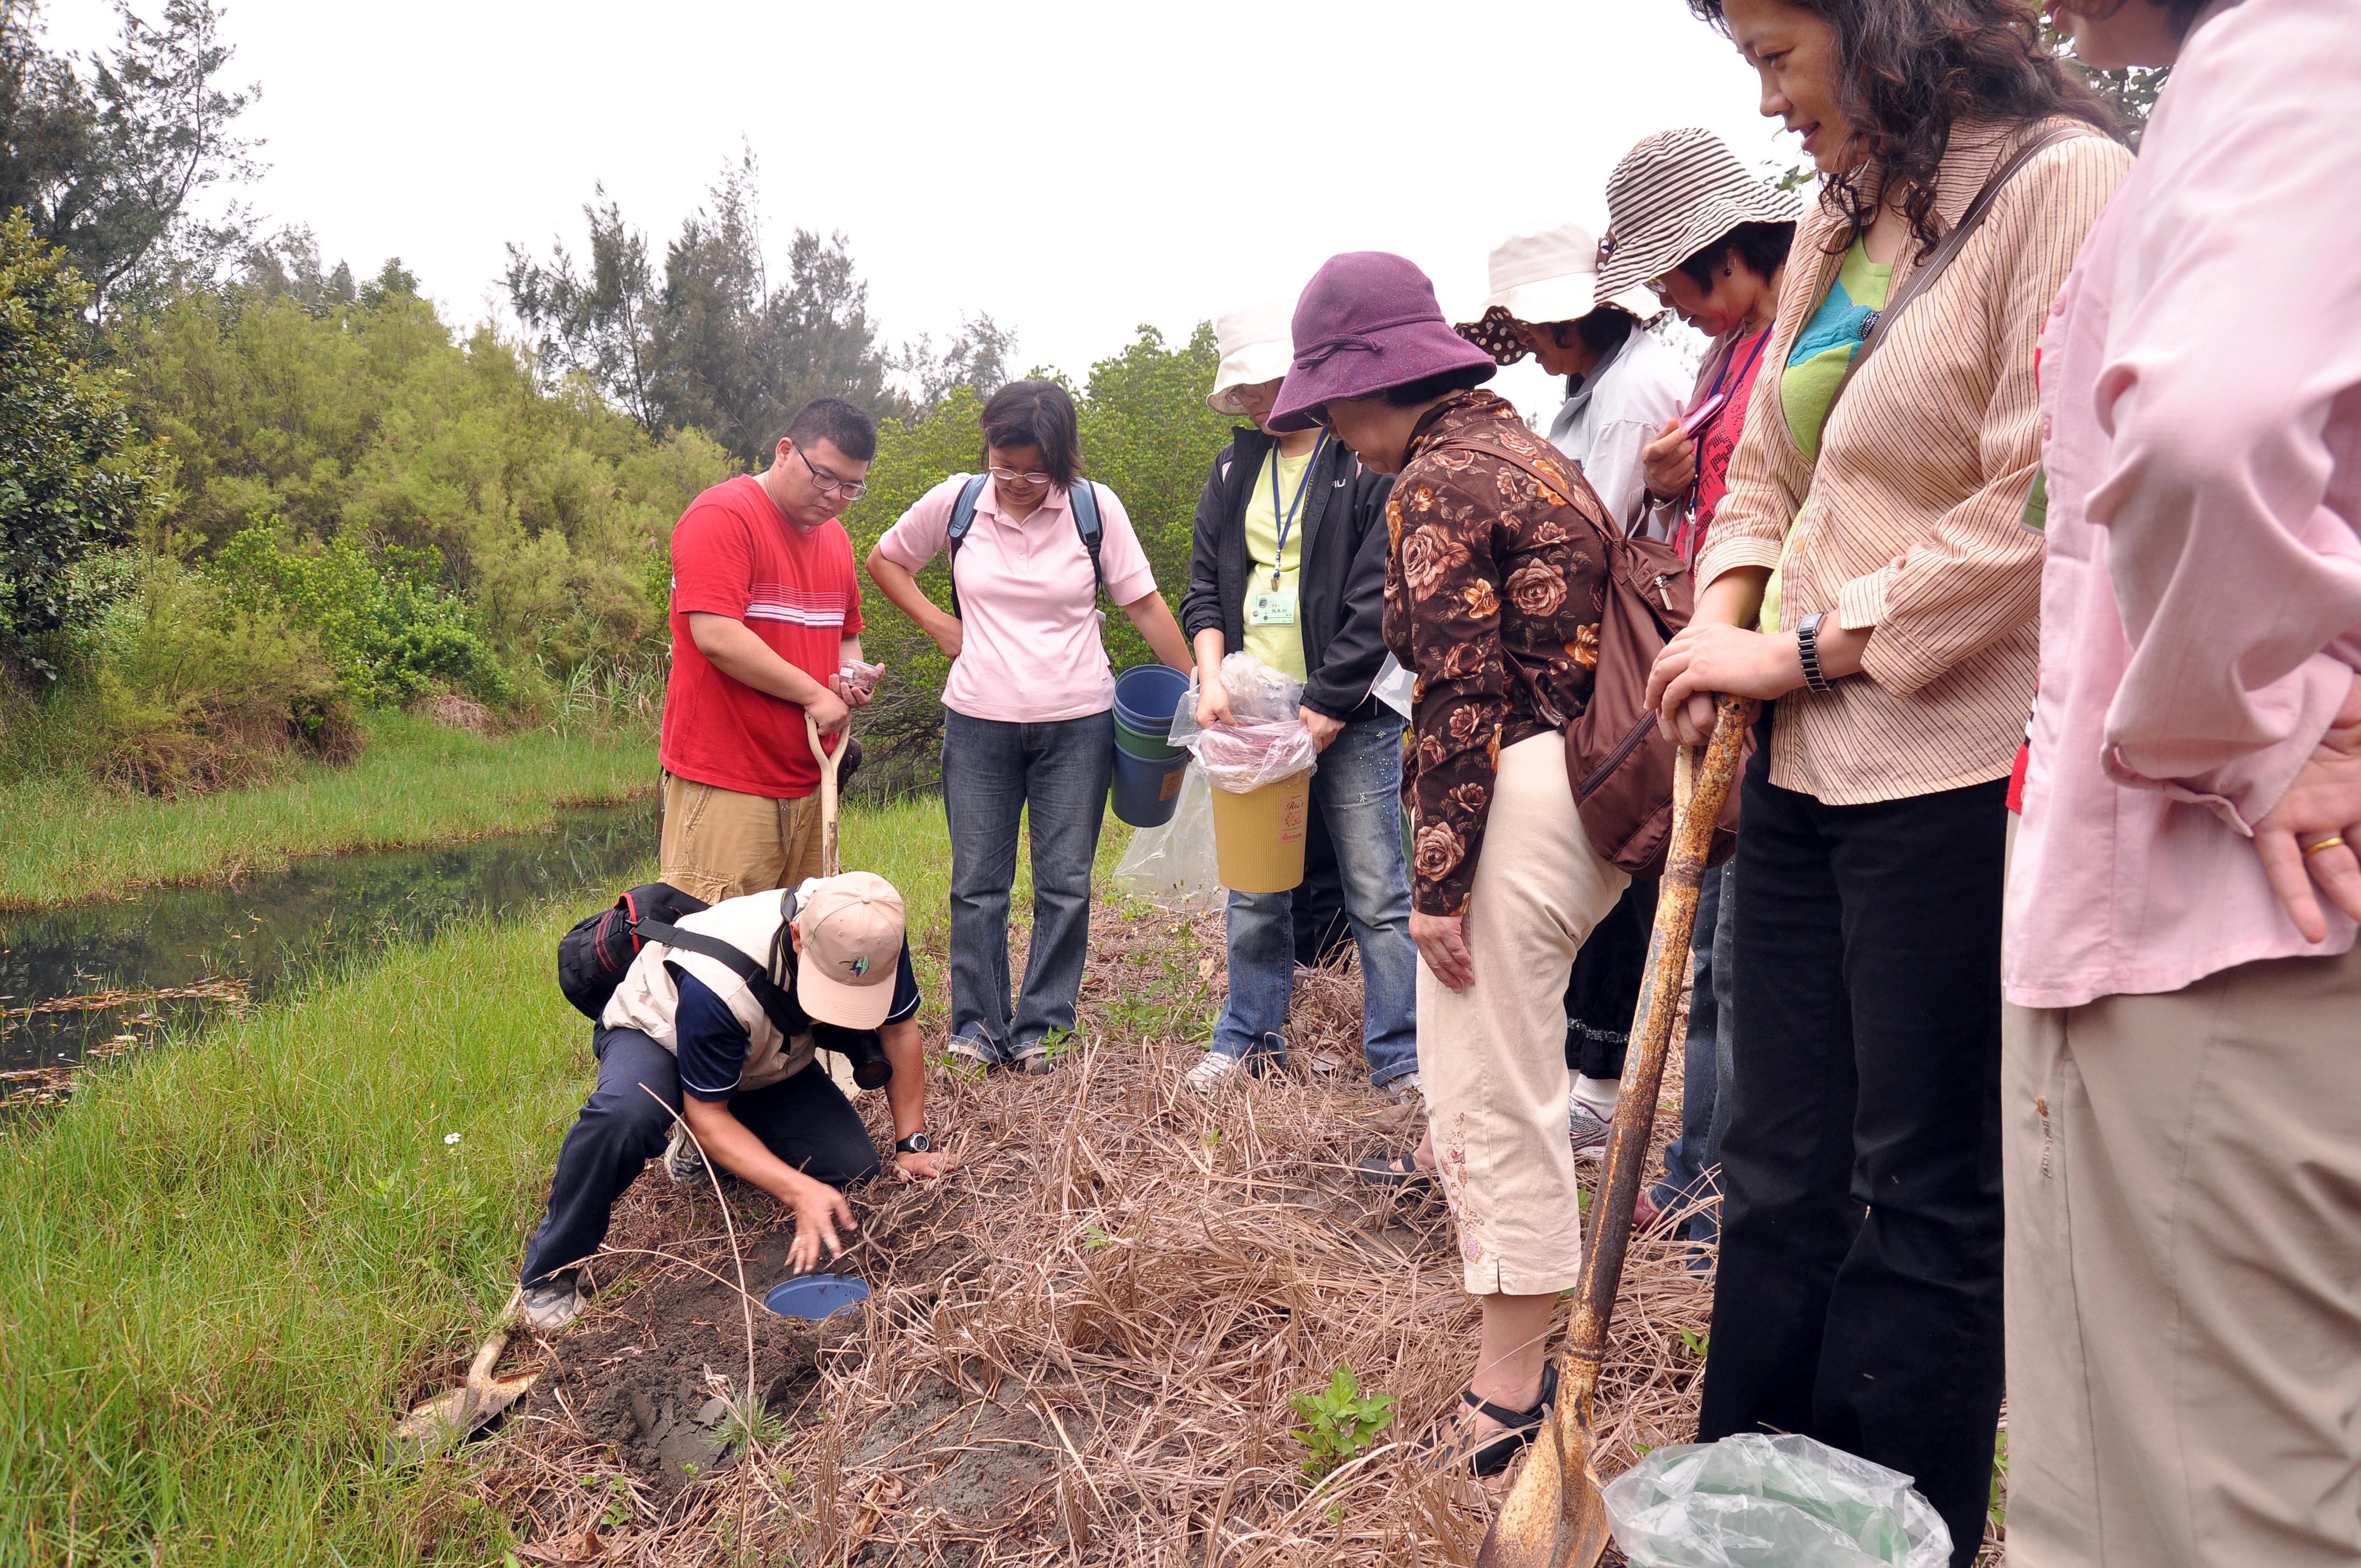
[[518, 872, 951, 1331]]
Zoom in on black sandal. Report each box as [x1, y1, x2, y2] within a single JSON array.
[[1415, 1364, 1560, 1477], [1355, 1151, 1435, 1192]]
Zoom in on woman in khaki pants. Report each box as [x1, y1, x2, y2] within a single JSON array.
[[1265, 250, 1626, 1476]]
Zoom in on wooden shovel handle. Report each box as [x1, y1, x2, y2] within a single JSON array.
[[804, 711, 843, 879], [1558, 698, 1753, 1425]]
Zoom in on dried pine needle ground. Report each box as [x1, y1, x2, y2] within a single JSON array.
[[470, 906, 1722, 1566]]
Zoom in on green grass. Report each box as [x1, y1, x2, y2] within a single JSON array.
[[0, 714, 657, 911], [0, 798, 1156, 1565]]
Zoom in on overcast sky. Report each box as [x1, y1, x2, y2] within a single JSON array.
[[43, 0, 1793, 420]]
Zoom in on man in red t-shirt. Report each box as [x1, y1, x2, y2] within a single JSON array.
[[659, 397, 880, 902]]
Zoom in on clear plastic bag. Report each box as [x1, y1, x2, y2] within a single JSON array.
[[1603, 1433, 1953, 1568], [1185, 651, 1319, 794], [1112, 761, 1223, 914]]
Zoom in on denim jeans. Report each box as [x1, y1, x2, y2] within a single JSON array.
[[1652, 859, 1736, 1259], [1209, 714, 1419, 1086], [941, 707, 1116, 1062]]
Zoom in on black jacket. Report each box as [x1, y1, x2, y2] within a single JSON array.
[[1179, 427, 1396, 722]]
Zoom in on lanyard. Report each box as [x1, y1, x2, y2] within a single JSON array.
[[1695, 324, 1772, 440], [1266, 434, 1326, 591]]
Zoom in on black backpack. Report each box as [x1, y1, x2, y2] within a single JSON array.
[[556, 882, 801, 1035]]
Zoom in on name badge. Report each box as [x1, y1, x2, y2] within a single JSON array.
[[1248, 591, 1297, 627]]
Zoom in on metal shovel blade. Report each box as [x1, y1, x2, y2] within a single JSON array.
[[1474, 695, 1754, 1568]]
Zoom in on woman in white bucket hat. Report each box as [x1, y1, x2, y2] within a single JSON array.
[[1179, 300, 1421, 1104], [1454, 221, 1688, 533]]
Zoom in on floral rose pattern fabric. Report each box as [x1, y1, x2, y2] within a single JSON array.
[[1381, 389, 1609, 915]]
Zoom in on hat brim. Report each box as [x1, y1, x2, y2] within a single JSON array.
[[1595, 187, 1804, 302], [1267, 323, 1497, 433], [1207, 341, 1294, 416], [797, 959, 894, 1031]]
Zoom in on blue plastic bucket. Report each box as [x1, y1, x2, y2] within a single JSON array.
[[1113, 664, 1189, 736], [1111, 744, 1189, 828], [1115, 713, 1184, 761], [763, 1273, 871, 1321]]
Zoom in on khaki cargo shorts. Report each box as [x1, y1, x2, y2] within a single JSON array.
[[659, 772, 825, 903]]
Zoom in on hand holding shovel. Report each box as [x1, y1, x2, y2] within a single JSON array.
[[1476, 692, 1754, 1568]]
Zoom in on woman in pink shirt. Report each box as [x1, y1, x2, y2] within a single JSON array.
[[2006, 2, 2361, 1562], [866, 381, 1190, 1075]]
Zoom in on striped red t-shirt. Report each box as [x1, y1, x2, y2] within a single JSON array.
[[661, 475, 861, 799]]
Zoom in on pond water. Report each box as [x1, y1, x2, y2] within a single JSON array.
[[0, 795, 660, 1092]]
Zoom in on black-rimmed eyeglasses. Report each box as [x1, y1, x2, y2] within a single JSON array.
[[797, 447, 869, 502]]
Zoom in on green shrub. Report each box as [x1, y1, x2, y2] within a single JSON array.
[[213, 521, 513, 706], [79, 553, 349, 796], [0, 213, 168, 675]]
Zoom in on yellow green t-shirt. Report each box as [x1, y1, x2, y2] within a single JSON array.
[[1242, 444, 1316, 682], [1763, 238, 1895, 632]]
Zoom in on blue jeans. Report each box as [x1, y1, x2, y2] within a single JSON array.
[[941, 707, 1116, 1062], [1209, 714, 1419, 1086], [1653, 860, 1737, 1262]]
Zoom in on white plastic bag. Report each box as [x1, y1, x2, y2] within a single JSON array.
[[1187, 651, 1319, 794], [1603, 1433, 1952, 1568], [1113, 761, 1223, 914]]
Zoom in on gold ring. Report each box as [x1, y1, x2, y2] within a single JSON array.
[[2302, 835, 2348, 858]]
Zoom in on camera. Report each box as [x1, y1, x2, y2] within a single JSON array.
[[814, 1021, 893, 1091]]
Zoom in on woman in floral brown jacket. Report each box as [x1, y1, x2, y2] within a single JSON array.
[[1268, 251, 1627, 1476]]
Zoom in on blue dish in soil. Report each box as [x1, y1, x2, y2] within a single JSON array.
[[763, 1273, 871, 1321]]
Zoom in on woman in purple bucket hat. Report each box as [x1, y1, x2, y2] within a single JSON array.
[[1274, 252, 1630, 1474]]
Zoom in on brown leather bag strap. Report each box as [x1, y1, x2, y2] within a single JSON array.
[[1822, 123, 2085, 429], [1429, 439, 1617, 545]]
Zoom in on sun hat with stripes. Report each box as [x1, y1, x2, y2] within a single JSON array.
[[1595, 128, 1802, 303]]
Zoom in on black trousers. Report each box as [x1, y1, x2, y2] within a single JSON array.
[[1697, 731, 2006, 1568], [1563, 876, 1659, 1080], [520, 1025, 882, 1286]]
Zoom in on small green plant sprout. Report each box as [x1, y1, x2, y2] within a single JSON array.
[[1083, 1224, 1116, 1251], [1288, 1365, 1399, 1485], [1678, 1326, 1710, 1360], [1203, 1129, 1223, 1147], [1038, 1024, 1081, 1059]]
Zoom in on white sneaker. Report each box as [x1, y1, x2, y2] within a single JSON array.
[[1568, 1095, 1613, 1157], [1382, 1070, 1424, 1105], [1184, 1051, 1245, 1094], [521, 1272, 586, 1333], [662, 1124, 709, 1185]]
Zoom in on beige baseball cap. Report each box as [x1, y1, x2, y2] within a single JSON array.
[[792, 872, 905, 1029]]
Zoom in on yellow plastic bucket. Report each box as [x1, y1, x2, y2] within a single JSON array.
[[1209, 770, 1313, 894]]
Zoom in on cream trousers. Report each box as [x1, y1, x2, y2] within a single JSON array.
[[2003, 940, 2361, 1567], [1419, 732, 1628, 1297]]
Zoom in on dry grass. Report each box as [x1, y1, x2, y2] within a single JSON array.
[[466, 904, 1721, 1566]]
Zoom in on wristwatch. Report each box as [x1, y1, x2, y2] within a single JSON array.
[[1797, 612, 1836, 695], [894, 1132, 932, 1156]]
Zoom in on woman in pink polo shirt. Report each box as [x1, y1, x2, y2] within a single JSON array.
[[867, 380, 1191, 1074]]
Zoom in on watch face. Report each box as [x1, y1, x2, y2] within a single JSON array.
[[901, 1133, 931, 1155]]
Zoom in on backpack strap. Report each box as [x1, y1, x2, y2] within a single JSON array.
[[943, 473, 992, 621], [1068, 480, 1106, 604], [634, 918, 803, 1041]]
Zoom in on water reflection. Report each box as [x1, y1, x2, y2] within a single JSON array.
[[0, 795, 659, 1079]]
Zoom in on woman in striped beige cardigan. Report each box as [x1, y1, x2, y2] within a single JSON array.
[[1644, 0, 2131, 1559]]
